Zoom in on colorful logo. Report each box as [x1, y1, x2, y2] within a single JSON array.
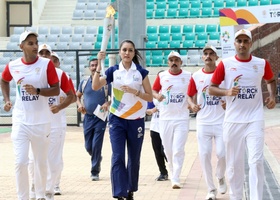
[[17, 77, 24, 95], [233, 74, 242, 86], [163, 85, 173, 105], [221, 31, 230, 43], [232, 74, 242, 102], [219, 8, 259, 26], [201, 85, 208, 109]]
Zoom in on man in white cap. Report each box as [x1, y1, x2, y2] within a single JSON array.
[[152, 51, 191, 189], [48, 51, 76, 196], [0, 30, 60, 200], [39, 43, 52, 59], [29, 48, 76, 200], [209, 29, 277, 200], [188, 45, 227, 200], [29, 42, 53, 199]]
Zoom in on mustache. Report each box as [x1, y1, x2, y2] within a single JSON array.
[[171, 64, 178, 68]]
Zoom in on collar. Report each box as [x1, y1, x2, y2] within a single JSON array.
[[119, 61, 137, 71]]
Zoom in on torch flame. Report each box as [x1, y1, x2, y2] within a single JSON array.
[[106, 5, 116, 18]]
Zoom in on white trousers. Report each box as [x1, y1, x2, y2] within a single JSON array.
[[11, 123, 50, 200], [197, 124, 226, 192], [46, 127, 66, 194], [29, 127, 66, 196], [159, 119, 189, 184], [223, 121, 264, 200]]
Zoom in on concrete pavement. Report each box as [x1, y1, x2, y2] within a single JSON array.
[[0, 104, 279, 200]]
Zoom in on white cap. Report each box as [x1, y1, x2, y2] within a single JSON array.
[[167, 51, 182, 60], [38, 43, 52, 53], [234, 29, 252, 40], [202, 45, 218, 54], [51, 51, 60, 62], [19, 30, 38, 44]]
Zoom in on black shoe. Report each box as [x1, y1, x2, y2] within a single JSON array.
[[126, 191, 134, 200], [156, 174, 168, 181], [117, 198, 124, 200]]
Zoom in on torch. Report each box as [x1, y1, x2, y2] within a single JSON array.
[[100, 5, 116, 77]]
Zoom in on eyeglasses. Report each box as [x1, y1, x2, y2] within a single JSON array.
[[235, 39, 250, 44]]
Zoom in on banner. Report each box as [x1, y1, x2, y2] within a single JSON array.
[[219, 4, 280, 58]]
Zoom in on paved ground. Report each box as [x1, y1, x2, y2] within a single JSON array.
[[0, 104, 279, 200]]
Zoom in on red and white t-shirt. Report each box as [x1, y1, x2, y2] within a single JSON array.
[[211, 55, 274, 123], [153, 69, 191, 120], [188, 68, 225, 125], [2, 56, 59, 125], [49, 68, 73, 128]]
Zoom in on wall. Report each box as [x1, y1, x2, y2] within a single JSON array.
[[0, 1, 7, 36], [0, 0, 45, 36], [251, 23, 280, 102]]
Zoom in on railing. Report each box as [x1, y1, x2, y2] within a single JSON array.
[[1, 47, 210, 126]]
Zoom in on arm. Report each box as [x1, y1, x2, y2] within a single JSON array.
[[92, 51, 107, 90], [68, 77, 77, 103], [120, 76, 153, 102], [264, 78, 276, 109], [208, 83, 239, 97], [208, 61, 239, 97], [152, 75, 165, 102], [23, 82, 60, 97], [136, 76, 153, 102], [146, 107, 157, 116], [50, 72, 76, 113], [76, 90, 86, 114], [50, 90, 75, 114], [187, 77, 200, 112], [0, 78, 12, 111], [187, 95, 201, 113]]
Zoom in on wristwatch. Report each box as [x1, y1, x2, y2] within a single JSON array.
[[36, 88, 41, 95]]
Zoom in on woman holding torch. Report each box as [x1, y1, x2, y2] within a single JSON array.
[[92, 40, 153, 200]]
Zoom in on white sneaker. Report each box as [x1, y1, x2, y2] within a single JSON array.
[[218, 177, 227, 194], [54, 186, 61, 195], [30, 184, 36, 200], [45, 193, 54, 200], [205, 189, 217, 200]]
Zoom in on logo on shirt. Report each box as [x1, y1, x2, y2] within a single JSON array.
[[48, 97, 57, 106], [202, 86, 221, 108], [17, 77, 24, 95], [163, 85, 173, 105], [253, 65, 258, 72], [17, 77, 39, 101], [232, 74, 242, 102], [35, 67, 41, 75], [163, 85, 185, 105], [236, 86, 258, 100], [133, 75, 140, 82]]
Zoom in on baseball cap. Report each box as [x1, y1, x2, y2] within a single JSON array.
[[38, 43, 52, 53], [51, 51, 60, 62], [19, 30, 38, 44], [202, 45, 218, 54], [234, 29, 252, 40], [167, 51, 182, 60]]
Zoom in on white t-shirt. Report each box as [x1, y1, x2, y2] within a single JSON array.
[[188, 68, 225, 125], [49, 68, 70, 128], [153, 69, 191, 120], [3, 57, 59, 125], [211, 55, 274, 123], [105, 62, 148, 119]]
